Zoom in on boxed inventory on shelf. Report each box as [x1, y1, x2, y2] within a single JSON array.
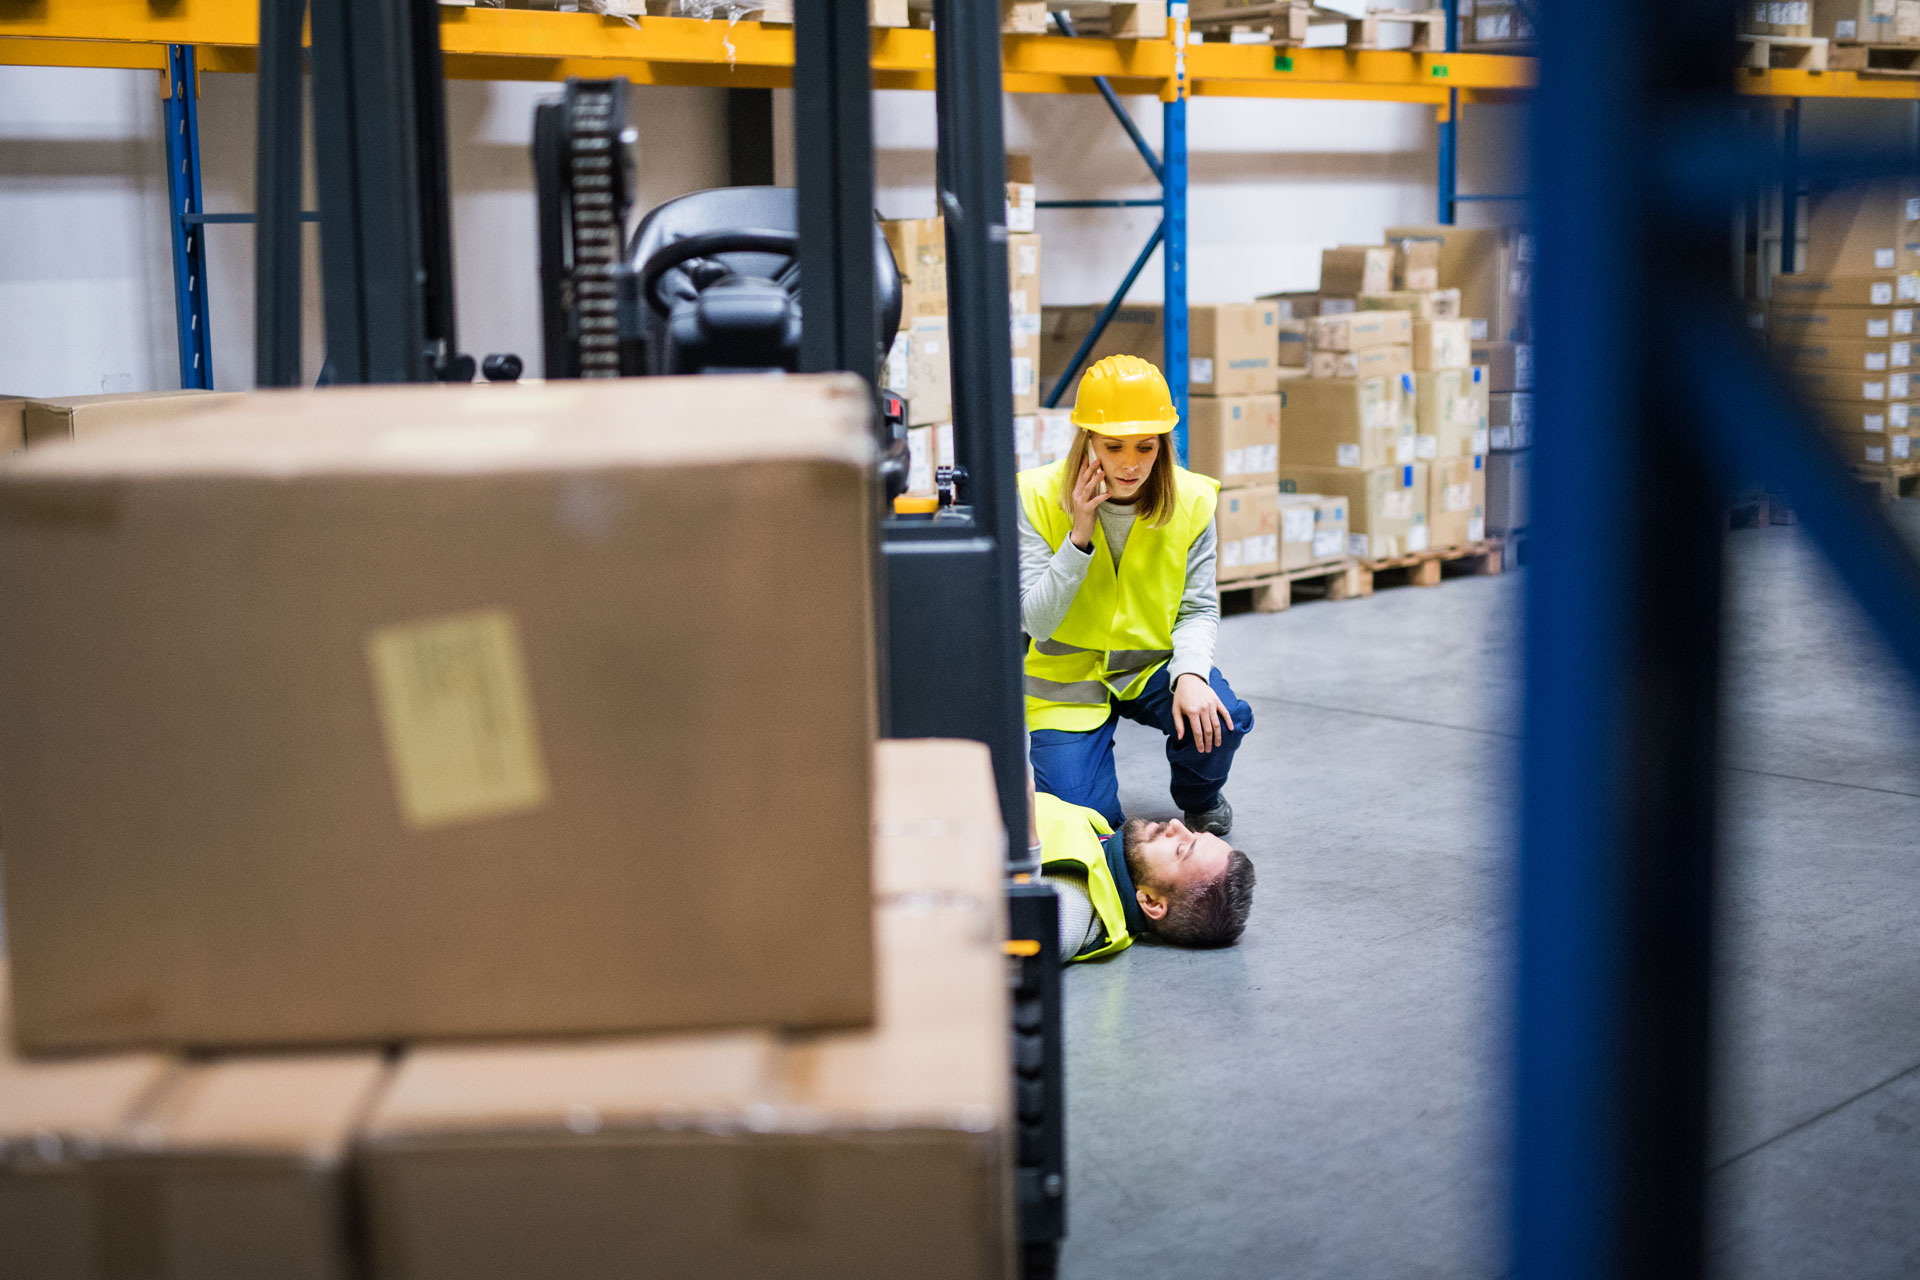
[[1800, 178, 1920, 277], [1808, 0, 1920, 43], [1394, 237, 1441, 291], [357, 741, 1014, 1280], [1306, 309, 1412, 352], [1412, 319, 1473, 372], [1310, 344, 1412, 381], [1769, 304, 1916, 340], [1217, 487, 1282, 583], [1469, 339, 1533, 392], [1819, 399, 1914, 434], [1486, 449, 1530, 535], [1006, 152, 1036, 233], [1278, 375, 1404, 470], [1264, 291, 1357, 319], [1489, 391, 1534, 451], [1774, 272, 1920, 309], [22, 390, 241, 446], [1040, 302, 1281, 399], [0, 377, 883, 1053], [1772, 335, 1914, 371], [1278, 318, 1308, 367], [1829, 429, 1915, 466], [1461, 0, 1535, 45], [1359, 288, 1461, 319], [1410, 368, 1490, 459], [1282, 463, 1430, 560], [1384, 223, 1533, 343], [1009, 231, 1043, 414], [1427, 454, 1488, 550], [1322, 245, 1396, 297], [1277, 492, 1348, 570], [1795, 368, 1912, 402], [1186, 394, 1281, 489], [1746, 2, 1813, 36], [882, 215, 952, 426]]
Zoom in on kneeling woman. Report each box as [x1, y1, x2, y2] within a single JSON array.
[[1017, 354, 1254, 835]]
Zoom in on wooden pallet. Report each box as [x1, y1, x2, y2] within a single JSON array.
[[1189, 2, 1319, 46], [1829, 43, 1920, 75], [739, 0, 912, 24], [1219, 557, 1354, 613], [1345, 6, 1447, 51], [1852, 464, 1920, 501], [1737, 34, 1831, 70], [1323, 538, 1506, 599]]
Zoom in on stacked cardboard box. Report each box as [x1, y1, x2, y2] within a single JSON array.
[[1771, 179, 1920, 468], [0, 379, 1014, 1275], [1459, 0, 1534, 47], [1476, 339, 1534, 537], [1807, 0, 1920, 43], [1384, 223, 1534, 344]]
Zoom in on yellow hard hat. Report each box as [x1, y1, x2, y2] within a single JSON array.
[[1071, 354, 1179, 436]]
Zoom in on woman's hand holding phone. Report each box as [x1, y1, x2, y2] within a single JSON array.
[[1068, 453, 1109, 551]]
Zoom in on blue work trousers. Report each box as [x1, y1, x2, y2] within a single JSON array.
[[1029, 664, 1253, 829]]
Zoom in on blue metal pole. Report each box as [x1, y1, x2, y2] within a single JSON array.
[[1781, 99, 1800, 276], [163, 44, 214, 391], [1163, 5, 1190, 465], [1440, 0, 1458, 223]]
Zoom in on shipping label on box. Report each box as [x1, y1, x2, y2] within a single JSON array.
[[1306, 309, 1413, 352], [1217, 486, 1282, 583], [1322, 245, 1397, 296], [1358, 288, 1461, 320], [1413, 319, 1473, 371], [1187, 394, 1281, 487], [1309, 344, 1413, 381]]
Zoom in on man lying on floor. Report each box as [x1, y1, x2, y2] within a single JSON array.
[[1034, 789, 1256, 962]]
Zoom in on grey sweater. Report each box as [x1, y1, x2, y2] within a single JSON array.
[[1017, 500, 1220, 689]]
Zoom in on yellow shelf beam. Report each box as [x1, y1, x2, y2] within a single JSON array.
[[0, 2, 1914, 102]]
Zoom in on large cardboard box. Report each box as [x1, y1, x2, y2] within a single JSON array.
[[1217, 486, 1281, 583], [1774, 271, 1920, 309], [1277, 492, 1348, 569], [1469, 339, 1534, 391], [1795, 367, 1912, 402], [882, 216, 947, 320], [1820, 399, 1915, 434], [886, 315, 953, 426], [0, 378, 882, 1052], [1321, 245, 1395, 296], [1413, 319, 1473, 371], [1186, 394, 1280, 488], [1810, 0, 1920, 43], [1039, 302, 1280, 398], [1803, 179, 1920, 276], [1006, 153, 1036, 233], [1830, 428, 1916, 465], [1773, 334, 1914, 371], [1411, 368, 1488, 459], [1489, 391, 1534, 451], [1486, 448, 1530, 534], [1281, 463, 1430, 560], [1008, 232, 1043, 415], [22, 390, 240, 446], [1036, 407, 1076, 465], [1, 397, 24, 455], [1277, 375, 1403, 470], [1769, 304, 1917, 340], [1309, 344, 1411, 381], [1305, 309, 1412, 352], [357, 740, 1014, 1280], [1393, 237, 1441, 291], [1358, 288, 1460, 319], [1427, 454, 1488, 550], [1747, 1, 1814, 36], [1384, 224, 1533, 343]]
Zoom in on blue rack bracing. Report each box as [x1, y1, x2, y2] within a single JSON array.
[[163, 44, 213, 390]]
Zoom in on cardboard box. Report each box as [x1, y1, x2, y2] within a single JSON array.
[[1012, 414, 1041, 474], [1384, 223, 1532, 342], [1262, 291, 1342, 319], [1413, 319, 1473, 371], [1186, 394, 1281, 488], [1278, 318, 1308, 367], [1321, 245, 1396, 297], [1773, 335, 1914, 372], [22, 390, 240, 446], [1489, 391, 1534, 451], [1819, 399, 1915, 434], [1036, 407, 1076, 464], [1040, 303, 1280, 398], [1746, 1, 1814, 36], [1769, 304, 1917, 340], [1008, 232, 1043, 415], [1277, 375, 1403, 470], [1306, 309, 1412, 352], [1309, 344, 1412, 381], [1358, 289, 1461, 319], [1468, 339, 1534, 391], [1006, 153, 1036, 233], [1829, 428, 1916, 466], [357, 740, 1014, 1280], [1795, 368, 1912, 402], [1217, 486, 1282, 583], [0, 378, 882, 1053], [1810, 0, 1920, 43], [1281, 464, 1430, 560], [886, 315, 953, 425], [882, 216, 947, 319], [1773, 272, 1920, 309], [1, 397, 24, 456], [1803, 179, 1920, 276], [1485, 448, 1530, 534], [1277, 492, 1348, 569], [1462, 0, 1534, 44], [1427, 454, 1488, 550], [1394, 237, 1441, 292], [1411, 369, 1489, 459]]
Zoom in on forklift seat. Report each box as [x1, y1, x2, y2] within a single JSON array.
[[625, 186, 903, 378]]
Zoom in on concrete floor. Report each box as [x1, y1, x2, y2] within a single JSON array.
[[1060, 522, 1920, 1280]]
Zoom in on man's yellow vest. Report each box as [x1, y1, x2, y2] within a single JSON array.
[[1037, 791, 1144, 963], [1017, 459, 1219, 732]]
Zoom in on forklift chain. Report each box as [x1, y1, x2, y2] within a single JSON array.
[[562, 81, 631, 378]]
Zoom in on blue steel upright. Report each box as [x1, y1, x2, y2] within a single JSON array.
[[163, 45, 214, 390], [1163, 4, 1190, 464], [1439, 0, 1458, 223]]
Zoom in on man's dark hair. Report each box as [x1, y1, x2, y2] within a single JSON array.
[[1122, 825, 1256, 948]]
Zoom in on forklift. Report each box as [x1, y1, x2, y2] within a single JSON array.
[[260, 2, 1065, 1274]]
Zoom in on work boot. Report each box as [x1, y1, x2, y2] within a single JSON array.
[[1184, 796, 1233, 838]]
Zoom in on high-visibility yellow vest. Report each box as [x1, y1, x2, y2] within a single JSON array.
[[1036, 791, 1143, 962], [1016, 459, 1219, 732]]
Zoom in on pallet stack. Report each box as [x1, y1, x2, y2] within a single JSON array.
[[1767, 177, 1920, 495], [1187, 2, 1447, 50]]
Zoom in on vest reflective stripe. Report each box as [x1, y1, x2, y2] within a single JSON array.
[[1036, 792, 1134, 962], [1016, 459, 1219, 733]]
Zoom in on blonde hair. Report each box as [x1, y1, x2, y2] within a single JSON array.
[[1059, 428, 1179, 529]]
